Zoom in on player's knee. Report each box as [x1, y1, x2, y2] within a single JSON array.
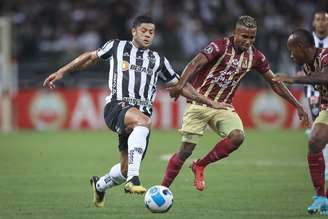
[[308, 136, 325, 154], [136, 116, 152, 129], [227, 129, 245, 148]]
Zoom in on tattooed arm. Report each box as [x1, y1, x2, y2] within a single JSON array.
[[172, 83, 232, 109]]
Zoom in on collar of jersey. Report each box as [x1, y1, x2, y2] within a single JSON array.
[[130, 41, 148, 51]]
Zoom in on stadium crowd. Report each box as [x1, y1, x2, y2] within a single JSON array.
[[0, 0, 327, 87]]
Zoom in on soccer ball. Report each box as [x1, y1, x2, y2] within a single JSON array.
[[144, 185, 173, 213]]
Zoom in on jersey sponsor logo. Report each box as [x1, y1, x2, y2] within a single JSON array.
[[130, 64, 153, 75], [208, 69, 236, 87], [215, 79, 238, 89]]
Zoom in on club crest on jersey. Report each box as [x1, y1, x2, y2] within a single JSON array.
[[136, 55, 144, 61], [122, 60, 129, 71], [231, 59, 239, 67], [148, 54, 156, 63]]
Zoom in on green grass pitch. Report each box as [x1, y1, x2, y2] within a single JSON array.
[[0, 129, 321, 219]]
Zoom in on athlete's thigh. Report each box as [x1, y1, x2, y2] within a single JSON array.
[[180, 104, 214, 136], [104, 100, 134, 134], [312, 110, 328, 143], [209, 108, 244, 138], [124, 107, 151, 130]]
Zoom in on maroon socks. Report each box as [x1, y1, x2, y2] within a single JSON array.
[[161, 153, 184, 187], [308, 152, 325, 196], [197, 138, 236, 167]]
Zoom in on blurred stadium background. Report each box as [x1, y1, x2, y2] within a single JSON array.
[[1, 0, 327, 131], [0, 1, 328, 219]]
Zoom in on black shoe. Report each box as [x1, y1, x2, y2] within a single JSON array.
[[90, 176, 105, 207]]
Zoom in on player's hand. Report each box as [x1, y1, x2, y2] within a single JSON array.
[[272, 74, 295, 84], [43, 72, 63, 89], [168, 83, 184, 100], [210, 101, 234, 110], [297, 106, 309, 127]]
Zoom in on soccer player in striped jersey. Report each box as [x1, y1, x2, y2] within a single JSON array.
[[161, 16, 308, 192], [43, 15, 229, 207], [273, 29, 328, 215]]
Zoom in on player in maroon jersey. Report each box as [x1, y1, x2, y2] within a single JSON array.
[[273, 29, 328, 215], [161, 15, 309, 192]]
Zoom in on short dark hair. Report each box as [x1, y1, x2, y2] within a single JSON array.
[[291, 28, 315, 47], [132, 15, 154, 28], [236, 15, 257, 28], [315, 10, 328, 16]]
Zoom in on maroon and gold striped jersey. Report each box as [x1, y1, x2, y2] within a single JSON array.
[[303, 48, 328, 105], [191, 37, 270, 103]]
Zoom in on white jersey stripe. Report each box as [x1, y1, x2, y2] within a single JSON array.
[[115, 41, 125, 100], [128, 45, 138, 99]]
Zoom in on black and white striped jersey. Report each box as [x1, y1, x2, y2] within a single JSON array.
[[313, 32, 328, 49], [96, 39, 179, 115]]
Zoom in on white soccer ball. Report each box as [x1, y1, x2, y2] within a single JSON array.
[[144, 185, 173, 213]]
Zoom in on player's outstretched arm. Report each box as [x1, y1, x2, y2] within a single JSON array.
[[273, 68, 328, 85], [170, 53, 208, 99], [43, 51, 98, 89], [263, 70, 309, 126], [175, 83, 232, 110]]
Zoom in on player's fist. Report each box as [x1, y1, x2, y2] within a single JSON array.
[[297, 106, 309, 128], [43, 72, 63, 89], [168, 83, 184, 100]]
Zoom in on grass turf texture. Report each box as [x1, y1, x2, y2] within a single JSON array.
[[0, 129, 319, 219]]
